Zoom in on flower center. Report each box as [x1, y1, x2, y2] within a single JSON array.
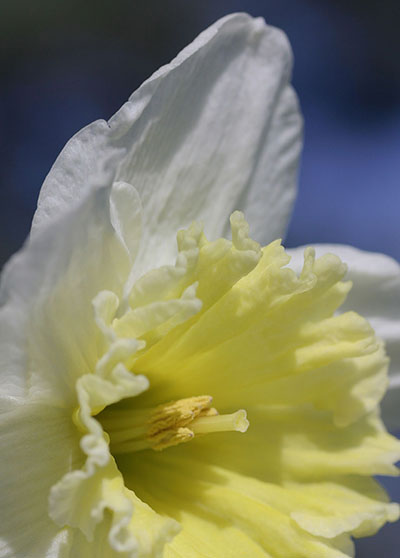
[[99, 396, 249, 453]]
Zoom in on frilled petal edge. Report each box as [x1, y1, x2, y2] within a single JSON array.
[[287, 244, 400, 432], [0, 182, 141, 404]]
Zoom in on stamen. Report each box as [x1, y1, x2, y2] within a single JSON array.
[[191, 409, 249, 434], [100, 396, 249, 454]]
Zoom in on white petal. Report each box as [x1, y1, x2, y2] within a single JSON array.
[[0, 403, 81, 558], [32, 13, 302, 273], [0, 182, 141, 403], [287, 244, 400, 431]]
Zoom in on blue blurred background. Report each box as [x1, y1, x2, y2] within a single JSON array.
[[1, 1, 399, 555]]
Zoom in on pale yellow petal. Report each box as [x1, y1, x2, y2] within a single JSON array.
[[166, 406, 400, 483], [0, 403, 82, 558], [133, 243, 386, 433], [120, 454, 355, 558]]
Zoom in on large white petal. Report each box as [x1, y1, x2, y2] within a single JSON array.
[[0, 182, 141, 404], [32, 13, 302, 273], [0, 402, 82, 558], [287, 244, 400, 431]]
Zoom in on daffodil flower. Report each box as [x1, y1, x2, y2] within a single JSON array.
[[1, 13, 399, 558]]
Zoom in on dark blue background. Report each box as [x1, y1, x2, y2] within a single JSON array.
[[1, 2, 399, 555]]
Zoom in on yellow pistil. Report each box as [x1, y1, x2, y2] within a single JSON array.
[[100, 396, 249, 453]]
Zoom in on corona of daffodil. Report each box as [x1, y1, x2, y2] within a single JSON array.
[[1, 13, 400, 558]]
